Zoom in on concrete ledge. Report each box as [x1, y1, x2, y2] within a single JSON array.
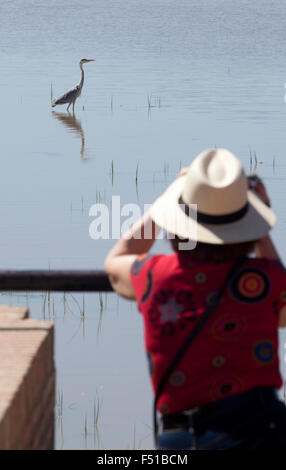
[[0, 306, 55, 450]]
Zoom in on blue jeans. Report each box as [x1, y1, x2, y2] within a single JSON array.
[[157, 387, 286, 450]]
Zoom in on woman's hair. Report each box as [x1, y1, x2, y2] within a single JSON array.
[[169, 235, 256, 263]]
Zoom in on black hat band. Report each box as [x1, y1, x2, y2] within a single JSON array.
[[178, 195, 249, 225]]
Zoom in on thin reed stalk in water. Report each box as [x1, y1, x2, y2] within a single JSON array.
[[249, 146, 253, 173], [147, 94, 152, 108], [97, 293, 104, 337], [48, 291, 51, 318], [135, 162, 139, 187], [56, 390, 63, 419], [63, 292, 66, 316], [82, 295, 85, 318], [93, 392, 103, 448], [84, 414, 88, 448], [111, 160, 114, 186], [254, 151, 258, 168], [42, 292, 47, 319]]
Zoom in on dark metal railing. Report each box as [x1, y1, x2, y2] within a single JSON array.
[[0, 270, 113, 292]]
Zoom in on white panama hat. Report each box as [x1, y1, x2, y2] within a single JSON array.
[[150, 148, 276, 244]]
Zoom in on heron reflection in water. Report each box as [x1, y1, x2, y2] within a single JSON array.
[[52, 58, 95, 113], [52, 111, 87, 160]]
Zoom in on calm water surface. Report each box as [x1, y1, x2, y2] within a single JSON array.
[[1, 0, 286, 449]]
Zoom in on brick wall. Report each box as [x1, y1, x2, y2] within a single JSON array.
[[0, 305, 55, 450]]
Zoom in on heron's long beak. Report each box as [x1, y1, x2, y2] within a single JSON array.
[[86, 59, 95, 62]]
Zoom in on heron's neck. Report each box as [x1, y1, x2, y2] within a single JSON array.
[[79, 63, 85, 88]]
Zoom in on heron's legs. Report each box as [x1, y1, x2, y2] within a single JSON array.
[[67, 102, 71, 112]]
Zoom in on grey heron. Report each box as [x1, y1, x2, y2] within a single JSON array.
[[52, 58, 95, 113]]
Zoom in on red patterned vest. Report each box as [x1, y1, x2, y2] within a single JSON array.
[[130, 253, 285, 414]]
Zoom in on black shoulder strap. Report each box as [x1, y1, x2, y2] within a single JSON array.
[[153, 257, 245, 442]]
